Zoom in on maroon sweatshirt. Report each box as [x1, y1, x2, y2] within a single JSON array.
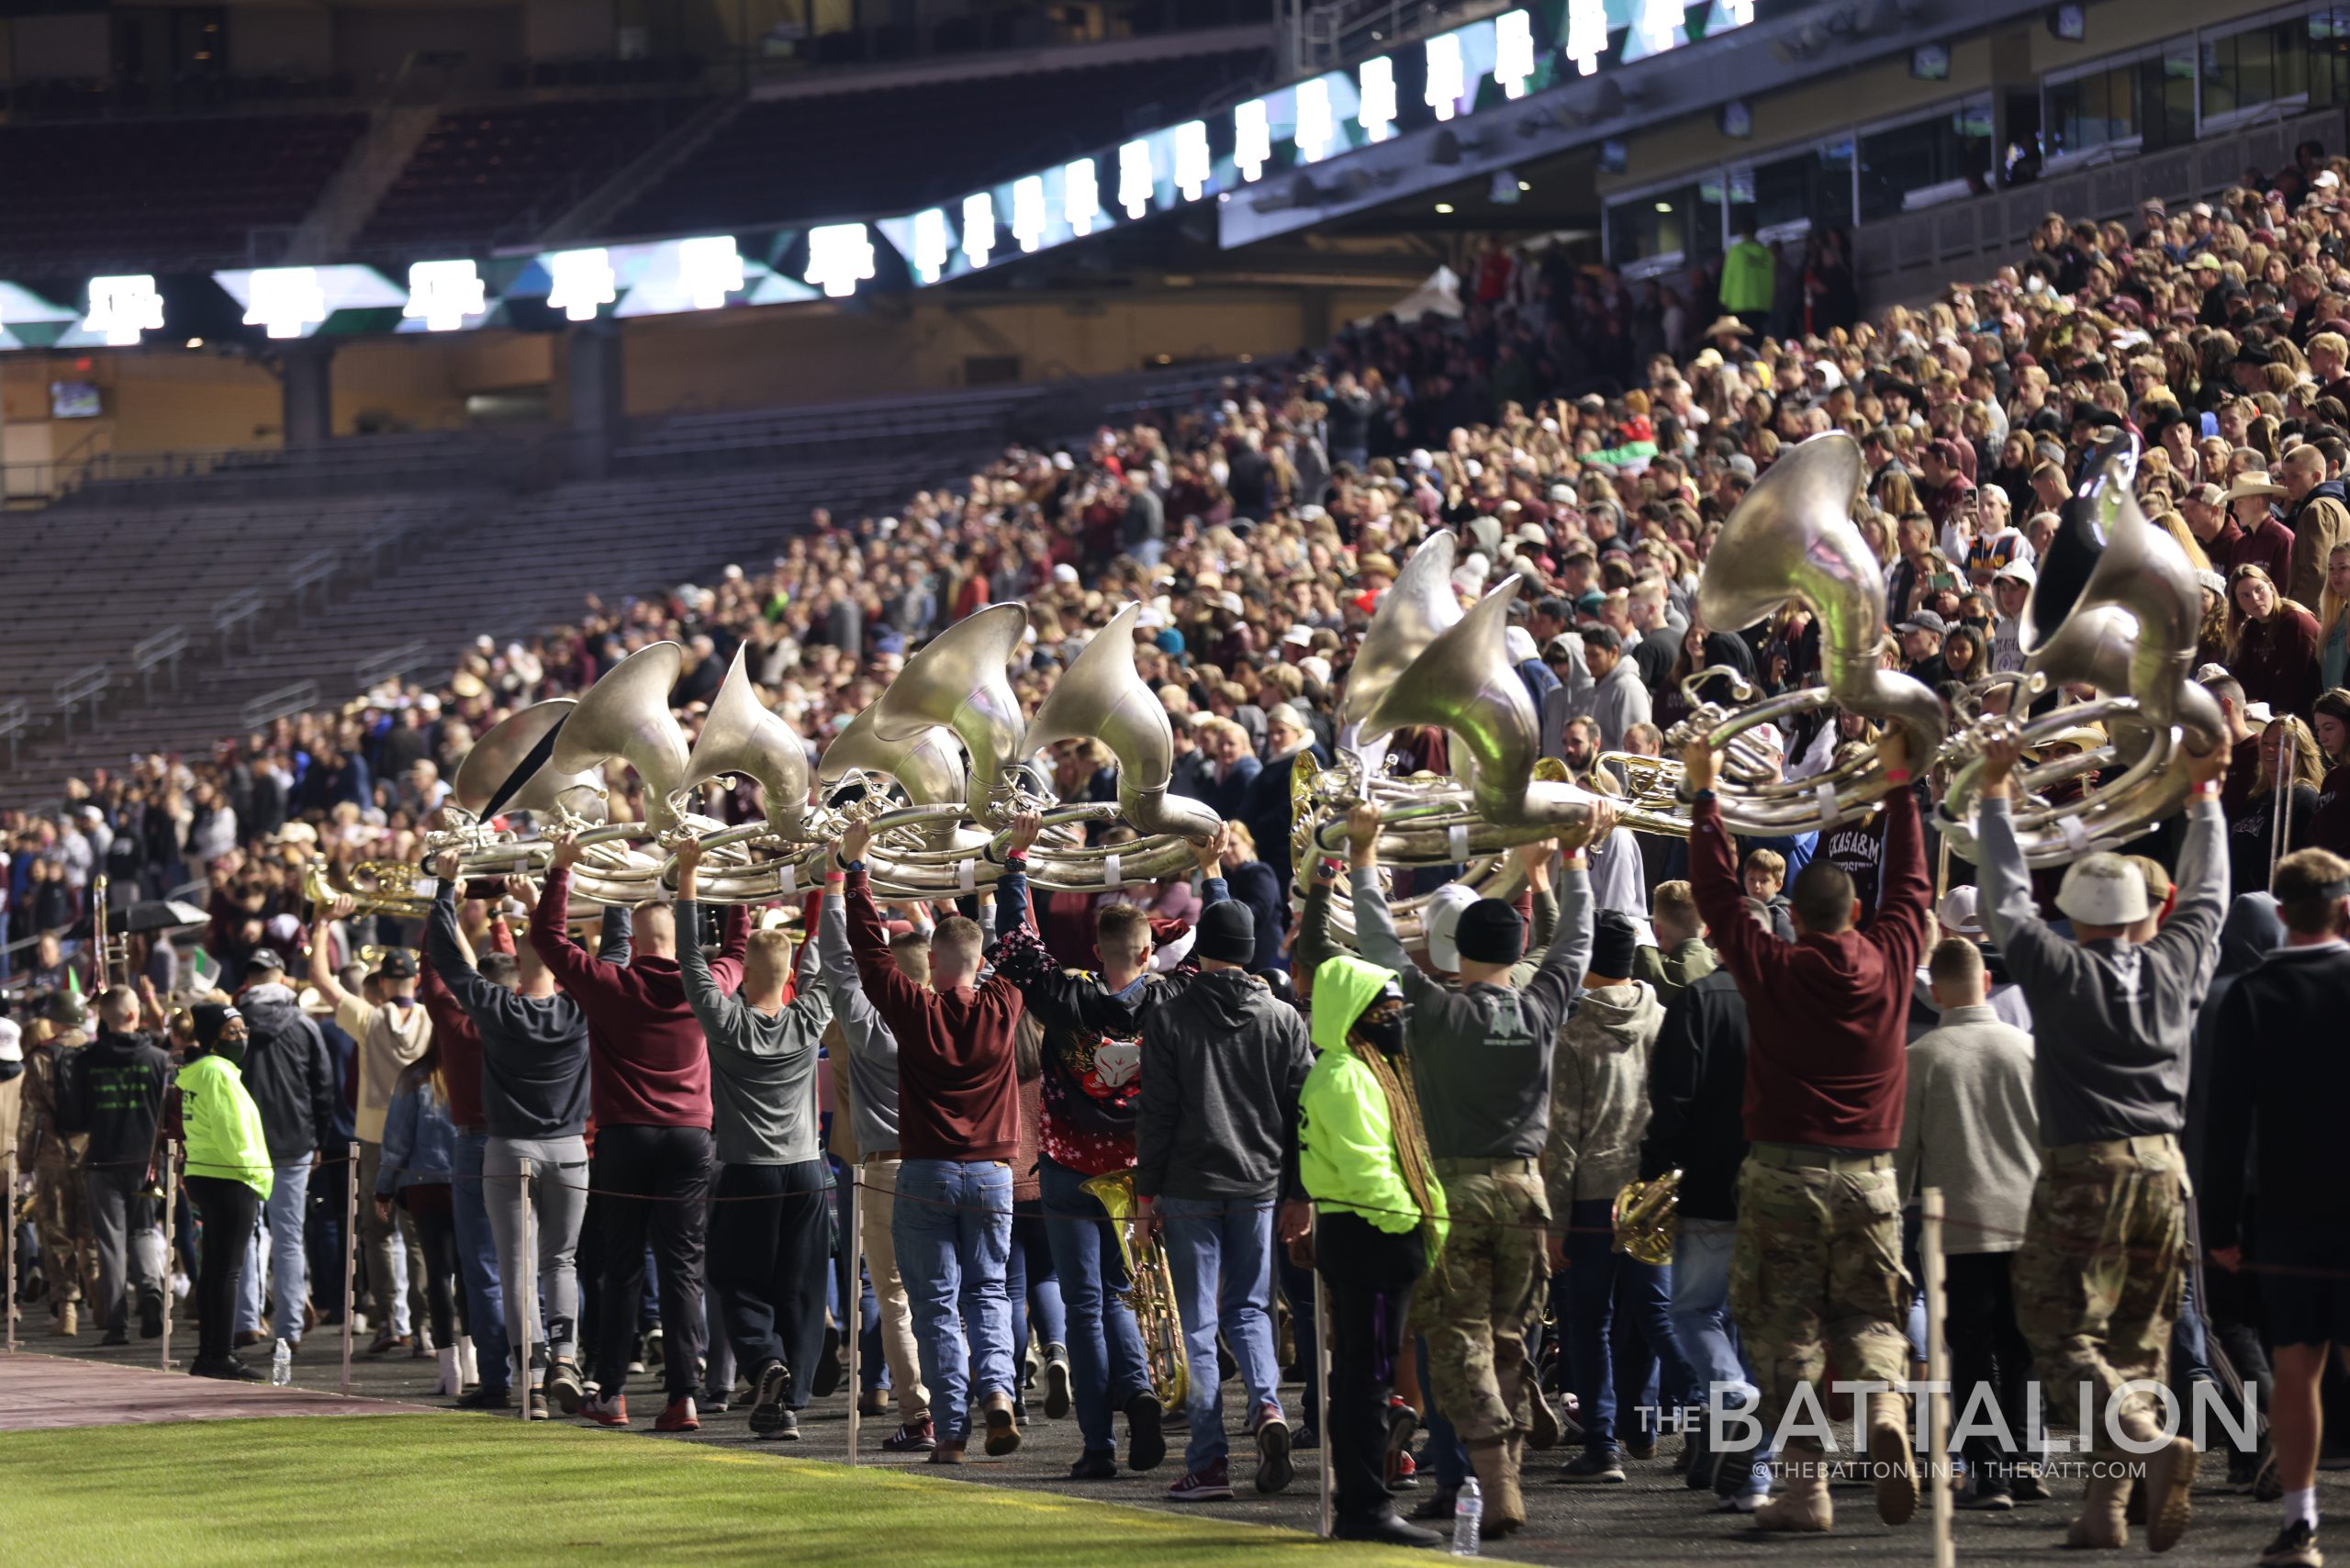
[[1689, 783, 1930, 1152], [418, 913, 514, 1133], [531, 865, 748, 1130], [843, 868, 1023, 1162]]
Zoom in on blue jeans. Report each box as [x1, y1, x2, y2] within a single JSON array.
[[892, 1158, 1015, 1444], [1007, 1200, 1065, 1374], [1564, 1196, 1688, 1453], [235, 1158, 312, 1341], [452, 1133, 510, 1392], [1673, 1219, 1768, 1495], [1038, 1155, 1151, 1455], [1158, 1193, 1281, 1473]]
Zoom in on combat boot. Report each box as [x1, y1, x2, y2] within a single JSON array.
[[1868, 1389, 1919, 1526], [1468, 1438, 1526, 1537], [2065, 1458, 2130, 1549], [2116, 1406, 2196, 1551], [50, 1301, 77, 1338], [1754, 1450, 1833, 1533]]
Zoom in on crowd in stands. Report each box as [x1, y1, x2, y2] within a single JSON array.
[[9, 140, 2350, 1560]]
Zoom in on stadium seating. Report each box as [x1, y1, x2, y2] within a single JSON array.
[[608, 48, 1266, 234], [0, 113, 368, 276], [354, 96, 708, 256]]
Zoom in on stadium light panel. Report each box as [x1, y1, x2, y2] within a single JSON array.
[[963, 192, 997, 268], [1011, 176, 1049, 252], [1118, 139, 1155, 219], [545, 249, 618, 322], [677, 237, 744, 310], [1064, 158, 1103, 237], [1172, 121, 1211, 201], [1426, 34, 1466, 122], [83, 275, 164, 346], [1294, 77, 1337, 164], [1235, 98, 1272, 183], [1566, 0, 1609, 74], [1359, 56, 1398, 143], [1634, 0, 1684, 59], [1494, 10, 1537, 98], [240, 266, 329, 340], [403, 260, 487, 332], [911, 207, 952, 284], [805, 223, 877, 298]]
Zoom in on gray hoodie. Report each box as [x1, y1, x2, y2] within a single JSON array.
[[1547, 979, 1664, 1208], [679, 900, 833, 1166], [816, 892, 901, 1156], [1895, 1002, 2039, 1254], [1136, 969, 1315, 1202]]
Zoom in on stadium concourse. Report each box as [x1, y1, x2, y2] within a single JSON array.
[[18, 97, 2350, 1568]]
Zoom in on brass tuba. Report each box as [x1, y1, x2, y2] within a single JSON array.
[[1936, 436, 2223, 864], [546, 641, 696, 902], [1612, 1170, 1681, 1267], [662, 648, 823, 904], [1682, 431, 1948, 833], [1080, 1168, 1190, 1412]]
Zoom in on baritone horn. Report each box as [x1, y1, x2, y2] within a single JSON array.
[[1080, 1168, 1190, 1412], [1612, 1170, 1681, 1268]]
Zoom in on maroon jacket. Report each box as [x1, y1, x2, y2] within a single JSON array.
[[2209, 514, 2296, 588], [1690, 783, 1930, 1152], [418, 913, 514, 1133], [531, 865, 747, 1130], [843, 868, 1023, 1162]]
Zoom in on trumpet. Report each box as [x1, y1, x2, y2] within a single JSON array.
[[305, 857, 436, 920], [1081, 1169, 1190, 1412], [1612, 1170, 1681, 1267]]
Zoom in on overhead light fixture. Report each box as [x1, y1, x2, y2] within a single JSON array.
[[1655, 201, 1673, 213], [1518, 180, 1532, 192], [1436, 202, 1457, 214]]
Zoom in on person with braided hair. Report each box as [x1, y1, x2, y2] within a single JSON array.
[[1298, 951, 1450, 1547]]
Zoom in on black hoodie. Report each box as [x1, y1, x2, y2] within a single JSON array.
[[79, 1027, 171, 1168], [236, 982, 337, 1162], [1136, 968, 1315, 1204]]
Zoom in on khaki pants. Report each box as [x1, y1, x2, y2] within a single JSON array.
[[858, 1158, 929, 1423]]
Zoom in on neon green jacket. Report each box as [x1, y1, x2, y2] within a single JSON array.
[[1719, 238, 1775, 315], [1301, 955, 1448, 1244], [177, 1055, 274, 1200]]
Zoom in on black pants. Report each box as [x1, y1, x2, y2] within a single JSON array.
[[710, 1159, 831, 1406], [186, 1175, 259, 1365], [1944, 1249, 2034, 1478], [592, 1126, 713, 1398], [406, 1185, 463, 1349], [1316, 1211, 1425, 1520]]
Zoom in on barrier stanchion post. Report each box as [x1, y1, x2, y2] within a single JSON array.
[[341, 1140, 359, 1396], [5, 1151, 18, 1352], [518, 1159, 534, 1423], [845, 1170, 862, 1467], [1922, 1188, 1955, 1568], [1314, 1258, 1334, 1540], [159, 1144, 176, 1372]]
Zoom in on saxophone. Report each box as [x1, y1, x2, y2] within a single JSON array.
[[1080, 1169, 1191, 1411]]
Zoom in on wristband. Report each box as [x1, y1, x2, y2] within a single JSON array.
[[1003, 850, 1028, 867], [1884, 768, 1912, 784], [2189, 781, 2221, 800]]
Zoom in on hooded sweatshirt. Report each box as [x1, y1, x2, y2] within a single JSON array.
[[235, 981, 335, 1162], [2204, 938, 2350, 1245], [1137, 966, 1315, 1202], [1632, 937, 1718, 1003], [2186, 892, 2286, 1178], [77, 1027, 170, 1168], [1299, 954, 1446, 1243], [678, 897, 833, 1166], [1547, 980, 1666, 1208], [428, 883, 593, 1141]]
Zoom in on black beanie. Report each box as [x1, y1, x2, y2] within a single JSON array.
[[1198, 901, 1257, 965], [191, 1002, 240, 1048], [1590, 910, 1640, 978], [1453, 899, 1527, 966]]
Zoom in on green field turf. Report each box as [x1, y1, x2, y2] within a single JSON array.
[[0, 1415, 1420, 1567]]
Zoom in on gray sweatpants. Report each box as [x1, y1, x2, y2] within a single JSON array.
[[484, 1134, 588, 1376], [85, 1162, 166, 1333]]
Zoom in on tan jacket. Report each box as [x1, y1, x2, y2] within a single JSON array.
[[336, 996, 431, 1145]]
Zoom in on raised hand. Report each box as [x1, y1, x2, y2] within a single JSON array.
[[1680, 736, 1719, 797], [1005, 809, 1043, 857], [550, 832, 584, 870], [840, 819, 873, 867]]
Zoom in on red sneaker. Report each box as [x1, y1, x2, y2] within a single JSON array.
[[654, 1396, 700, 1433], [880, 1419, 937, 1453], [582, 1391, 629, 1428], [1168, 1458, 1236, 1500]]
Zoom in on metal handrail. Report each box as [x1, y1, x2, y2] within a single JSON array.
[[0, 698, 28, 772], [133, 623, 192, 701], [213, 586, 268, 655], [51, 663, 111, 737], [241, 680, 322, 732], [352, 638, 431, 691], [287, 547, 340, 619]]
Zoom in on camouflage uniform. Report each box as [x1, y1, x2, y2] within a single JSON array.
[[2010, 1136, 2187, 1437], [1421, 1158, 1549, 1443], [1728, 1146, 1912, 1455], [17, 1037, 95, 1316]]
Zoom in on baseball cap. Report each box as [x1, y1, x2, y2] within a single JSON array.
[[1052, 563, 1080, 585], [1935, 886, 1986, 938], [1994, 560, 2037, 588], [375, 948, 418, 980], [1422, 884, 1482, 974], [247, 948, 288, 976], [1897, 610, 1949, 634], [1282, 623, 1315, 647]]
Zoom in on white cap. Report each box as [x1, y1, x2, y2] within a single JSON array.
[[1300, 655, 1333, 686], [1935, 885, 1985, 937], [1137, 607, 1169, 630], [1994, 559, 2037, 588], [0, 1017, 21, 1064], [1422, 883, 1483, 973], [1052, 563, 1080, 585], [1505, 626, 1540, 664], [1282, 623, 1315, 646], [2055, 854, 2151, 926]]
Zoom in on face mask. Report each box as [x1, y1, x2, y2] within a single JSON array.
[[213, 1037, 247, 1069], [1357, 1014, 1406, 1056]]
